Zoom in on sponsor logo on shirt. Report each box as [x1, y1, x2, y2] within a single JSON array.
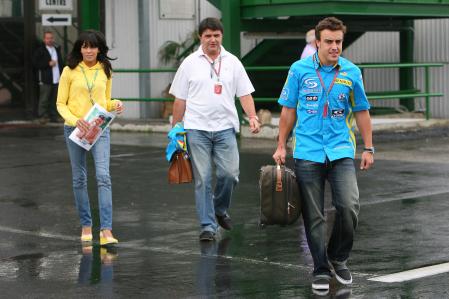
[[306, 109, 318, 114], [280, 88, 289, 100], [340, 71, 348, 76], [331, 109, 345, 118], [306, 95, 318, 101], [335, 78, 352, 87], [303, 88, 322, 94], [338, 93, 347, 101], [306, 103, 318, 108], [304, 78, 319, 89]]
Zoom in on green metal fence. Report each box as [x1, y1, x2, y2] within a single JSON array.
[[114, 62, 444, 120]]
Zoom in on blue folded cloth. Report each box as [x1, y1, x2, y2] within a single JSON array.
[[166, 122, 188, 161]]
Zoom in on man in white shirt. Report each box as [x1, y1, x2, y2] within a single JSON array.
[[170, 17, 260, 241], [32, 31, 64, 124]]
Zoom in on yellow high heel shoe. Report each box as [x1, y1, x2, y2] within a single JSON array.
[[99, 231, 118, 246], [81, 233, 93, 242]]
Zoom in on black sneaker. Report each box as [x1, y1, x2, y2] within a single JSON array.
[[312, 275, 330, 291], [199, 230, 215, 241], [216, 214, 233, 230], [331, 261, 352, 285]]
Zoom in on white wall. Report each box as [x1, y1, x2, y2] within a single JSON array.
[[0, 0, 13, 16]]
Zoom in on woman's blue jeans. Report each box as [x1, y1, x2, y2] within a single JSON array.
[[294, 158, 360, 276], [186, 128, 239, 233], [64, 126, 113, 230]]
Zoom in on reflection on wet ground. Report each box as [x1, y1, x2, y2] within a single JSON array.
[[1, 127, 449, 297]]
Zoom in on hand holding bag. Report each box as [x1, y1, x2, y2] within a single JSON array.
[[168, 151, 193, 184]]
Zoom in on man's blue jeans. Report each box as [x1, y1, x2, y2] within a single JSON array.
[[294, 158, 360, 276], [64, 126, 113, 230], [186, 128, 239, 233]]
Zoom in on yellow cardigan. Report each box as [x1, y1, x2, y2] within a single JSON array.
[[56, 61, 118, 126]]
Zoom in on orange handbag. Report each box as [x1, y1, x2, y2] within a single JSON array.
[[168, 151, 193, 184]]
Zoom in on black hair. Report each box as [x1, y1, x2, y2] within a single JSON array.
[[198, 18, 223, 36], [67, 30, 116, 78]]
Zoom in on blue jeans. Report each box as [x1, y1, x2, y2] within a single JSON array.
[[294, 158, 360, 276], [186, 128, 239, 233], [64, 126, 113, 230]]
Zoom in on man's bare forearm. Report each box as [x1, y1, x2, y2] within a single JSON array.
[[171, 98, 186, 126]]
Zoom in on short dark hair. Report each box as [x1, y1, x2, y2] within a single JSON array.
[[43, 30, 53, 36], [315, 17, 347, 40], [198, 18, 223, 36]]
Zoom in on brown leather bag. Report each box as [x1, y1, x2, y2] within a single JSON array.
[[168, 151, 193, 184], [259, 164, 301, 226]]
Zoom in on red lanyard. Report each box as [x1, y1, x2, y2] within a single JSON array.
[[313, 55, 339, 117], [204, 55, 221, 81]]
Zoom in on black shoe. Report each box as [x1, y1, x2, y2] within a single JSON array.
[[199, 230, 215, 241], [312, 275, 330, 291], [331, 261, 352, 285], [216, 214, 233, 230]]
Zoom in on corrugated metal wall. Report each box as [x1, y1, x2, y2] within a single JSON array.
[[343, 32, 400, 109], [344, 19, 449, 118], [414, 19, 449, 118], [106, 0, 140, 119]]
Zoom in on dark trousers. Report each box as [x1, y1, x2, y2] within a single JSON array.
[[38, 83, 58, 119], [294, 158, 360, 276]]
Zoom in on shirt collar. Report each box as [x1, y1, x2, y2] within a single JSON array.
[[313, 52, 341, 70], [196, 45, 228, 59]]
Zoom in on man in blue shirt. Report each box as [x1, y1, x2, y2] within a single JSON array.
[[273, 17, 374, 293]]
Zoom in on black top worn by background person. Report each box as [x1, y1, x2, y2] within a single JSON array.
[[32, 42, 64, 85]]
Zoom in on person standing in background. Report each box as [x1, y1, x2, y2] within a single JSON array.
[[33, 31, 64, 124], [300, 29, 317, 60]]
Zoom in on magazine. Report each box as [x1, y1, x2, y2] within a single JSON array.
[[69, 103, 116, 151]]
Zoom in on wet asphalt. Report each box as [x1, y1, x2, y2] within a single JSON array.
[[1, 125, 449, 298]]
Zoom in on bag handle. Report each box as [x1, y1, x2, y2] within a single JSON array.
[[275, 164, 283, 192]]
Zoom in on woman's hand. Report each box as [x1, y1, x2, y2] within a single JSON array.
[[114, 100, 124, 114], [76, 119, 90, 133]]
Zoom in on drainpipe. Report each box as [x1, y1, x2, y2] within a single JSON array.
[[138, 0, 152, 118], [24, 0, 36, 119], [399, 19, 415, 111]]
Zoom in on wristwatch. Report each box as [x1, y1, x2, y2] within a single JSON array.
[[363, 147, 375, 154]]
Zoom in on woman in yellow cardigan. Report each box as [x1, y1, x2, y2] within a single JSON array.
[[57, 30, 123, 246]]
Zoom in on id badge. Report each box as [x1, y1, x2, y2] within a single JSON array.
[[214, 82, 222, 94]]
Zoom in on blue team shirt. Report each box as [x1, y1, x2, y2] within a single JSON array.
[[278, 53, 370, 163]]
